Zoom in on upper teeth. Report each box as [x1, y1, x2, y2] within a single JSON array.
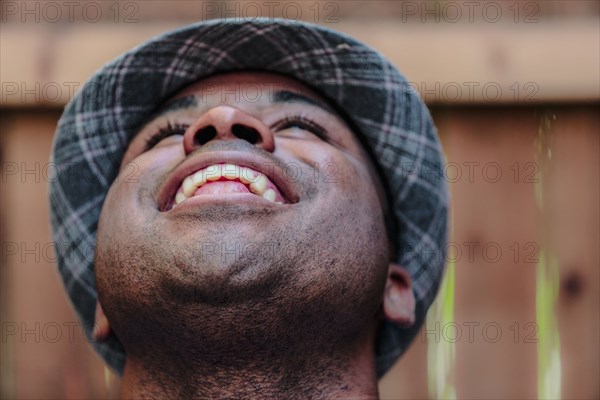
[[174, 163, 281, 206]]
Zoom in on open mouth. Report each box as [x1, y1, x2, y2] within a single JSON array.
[[169, 163, 287, 210]]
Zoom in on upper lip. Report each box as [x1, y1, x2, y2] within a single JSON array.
[[157, 151, 300, 211]]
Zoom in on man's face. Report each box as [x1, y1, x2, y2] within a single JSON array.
[[95, 72, 391, 360]]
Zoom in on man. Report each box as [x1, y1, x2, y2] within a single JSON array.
[[50, 19, 448, 398]]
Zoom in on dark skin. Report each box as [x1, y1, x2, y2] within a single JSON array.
[[93, 72, 415, 399]]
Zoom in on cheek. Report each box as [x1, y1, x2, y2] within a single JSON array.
[[113, 146, 183, 201], [321, 150, 389, 258], [280, 141, 386, 232], [321, 150, 383, 210], [120, 145, 184, 177], [290, 142, 388, 244], [94, 162, 165, 307], [96, 147, 183, 250], [278, 141, 367, 190]]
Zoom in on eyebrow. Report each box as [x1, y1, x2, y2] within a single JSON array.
[[152, 89, 334, 119], [155, 96, 199, 117], [272, 90, 334, 113]]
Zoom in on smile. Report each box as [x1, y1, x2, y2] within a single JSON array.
[[173, 163, 286, 208]]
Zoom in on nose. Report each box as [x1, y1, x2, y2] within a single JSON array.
[[183, 106, 275, 154]]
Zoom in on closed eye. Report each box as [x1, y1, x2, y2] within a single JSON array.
[[271, 116, 328, 140], [144, 122, 188, 150]]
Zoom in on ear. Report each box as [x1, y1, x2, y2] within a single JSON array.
[[382, 263, 416, 326], [93, 301, 112, 341]]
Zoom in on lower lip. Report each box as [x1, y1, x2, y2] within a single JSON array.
[[167, 193, 285, 212]]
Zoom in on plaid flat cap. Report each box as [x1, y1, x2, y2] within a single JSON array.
[[49, 18, 448, 378]]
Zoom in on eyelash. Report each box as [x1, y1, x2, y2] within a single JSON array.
[[144, 122, 188, 150], [144, 115, 327, 150], [271, 115, 328, 140]]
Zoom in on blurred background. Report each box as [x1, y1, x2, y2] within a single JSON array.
[[1, 0, 598, 398]]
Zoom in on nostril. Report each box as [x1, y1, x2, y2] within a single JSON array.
[[232, 124, 261, 144], [194, 126, 218, 146]]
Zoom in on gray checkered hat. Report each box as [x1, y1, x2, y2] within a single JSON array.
[[49, 18, 448, 378]]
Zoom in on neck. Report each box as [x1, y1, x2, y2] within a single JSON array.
[[118, 328, 380, 399]]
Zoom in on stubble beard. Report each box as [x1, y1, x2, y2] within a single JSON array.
[[95, 196, 389, 393]]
